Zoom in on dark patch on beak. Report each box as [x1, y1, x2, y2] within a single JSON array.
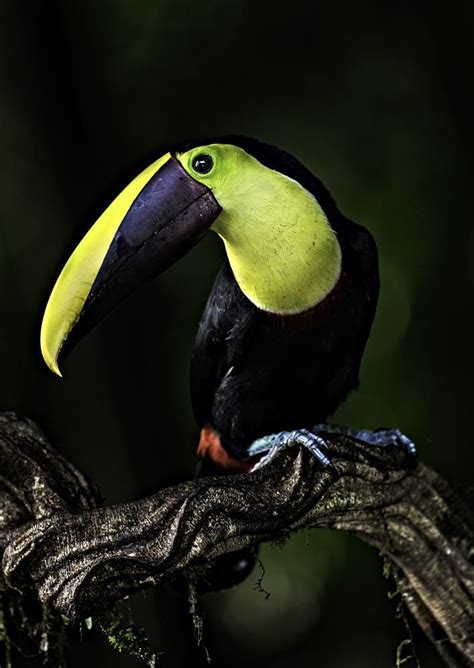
[[61, 156, 221, 362]]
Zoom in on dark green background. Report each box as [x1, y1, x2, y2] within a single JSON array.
[[1, 2, 473, 666]]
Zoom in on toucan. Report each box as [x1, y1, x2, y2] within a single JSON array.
[[41, 136, 411, 589]]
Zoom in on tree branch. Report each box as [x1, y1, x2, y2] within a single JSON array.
[[1, 412, 473, 667]]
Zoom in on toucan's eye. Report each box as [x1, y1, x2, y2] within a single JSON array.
[[192, 154, 214, 175]]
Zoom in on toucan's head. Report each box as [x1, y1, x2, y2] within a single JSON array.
[[41, 136, 342, 376]]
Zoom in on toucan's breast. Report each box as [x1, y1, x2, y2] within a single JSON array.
[[191, 216, 379, 457]]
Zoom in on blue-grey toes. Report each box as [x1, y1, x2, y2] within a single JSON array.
[[248, 428, 336, 472], [247, 424, 416, 474], [313, 424, 417, 459]]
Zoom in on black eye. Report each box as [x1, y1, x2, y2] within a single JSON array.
[[192, 153, 214, 174]]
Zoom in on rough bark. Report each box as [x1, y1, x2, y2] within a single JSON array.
[[0, 412, 473, 667]]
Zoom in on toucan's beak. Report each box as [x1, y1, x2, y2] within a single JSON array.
[[41, 154, 221, 376]]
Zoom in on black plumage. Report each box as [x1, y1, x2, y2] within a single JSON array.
[[190, 137, 379, 459]]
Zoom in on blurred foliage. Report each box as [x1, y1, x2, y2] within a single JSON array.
[[1, 2, 473, 666]]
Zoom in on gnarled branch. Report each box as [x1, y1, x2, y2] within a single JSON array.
[[0, 412, 473, 667]]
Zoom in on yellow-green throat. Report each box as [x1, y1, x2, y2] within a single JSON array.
[[178, 144, 342, 314]]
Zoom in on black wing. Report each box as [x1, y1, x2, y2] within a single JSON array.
[[190, 261, 251, 427]]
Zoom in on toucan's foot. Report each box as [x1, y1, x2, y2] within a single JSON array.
[[313, 423, 417, 459], [248, 428, 336, 473], [197, 425, 256, 473]]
